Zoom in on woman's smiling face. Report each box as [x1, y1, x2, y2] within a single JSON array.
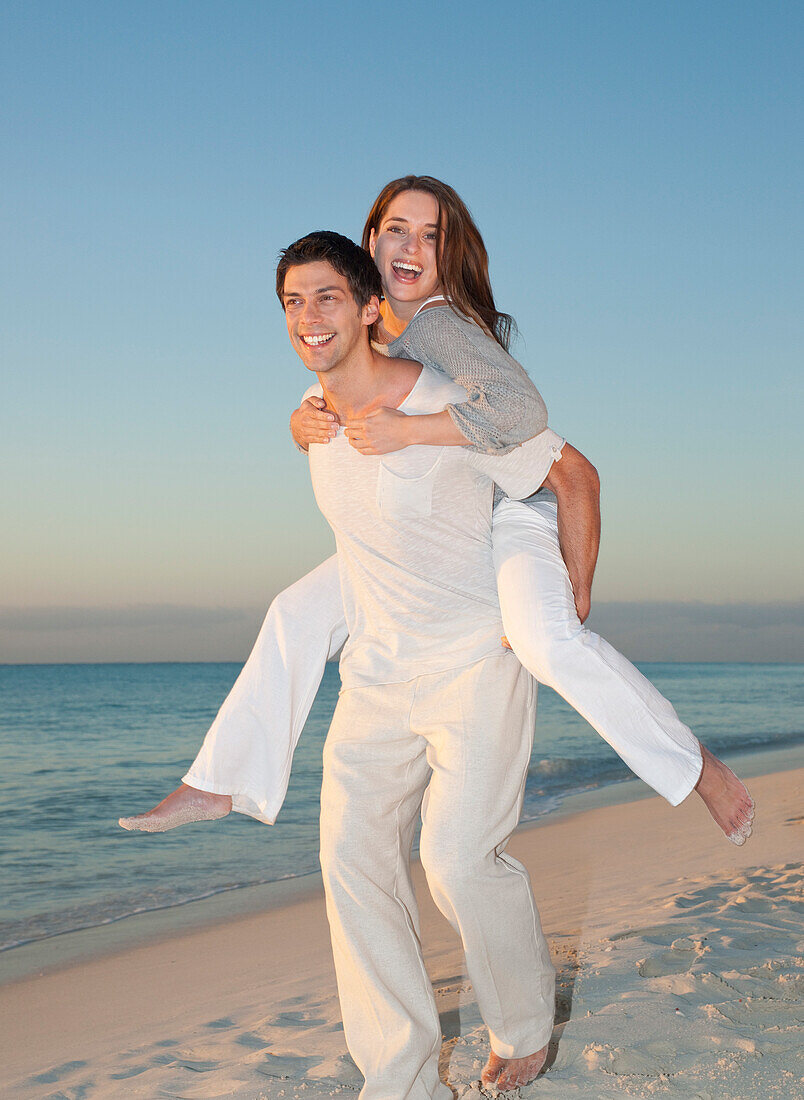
[[369, 190, 443, 309]]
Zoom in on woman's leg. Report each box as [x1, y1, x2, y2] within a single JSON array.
[[492, 497, 753, 843], [119, 555, 347, 830]]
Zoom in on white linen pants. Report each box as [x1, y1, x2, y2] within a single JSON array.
[[320, 654, 554, 1100], [184, 499, 702, 822]]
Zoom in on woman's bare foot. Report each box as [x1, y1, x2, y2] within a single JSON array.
[[695, 744, 754, 845], [481, 1045, 548, 1090], [118, 784, 232, 832]]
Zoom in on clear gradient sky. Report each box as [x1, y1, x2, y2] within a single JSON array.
[[2, 1, 802, 662]]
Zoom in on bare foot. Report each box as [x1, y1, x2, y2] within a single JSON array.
[[695, 744, 754, 845], [118, 784, 232, 832], [481, 1045, 548, 1090]]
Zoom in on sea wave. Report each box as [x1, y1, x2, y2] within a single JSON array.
[[0, 871, 313, 954], [1, 662, 801, 957]]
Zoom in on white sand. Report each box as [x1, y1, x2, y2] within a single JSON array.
[[2, 766, 802, 1099]]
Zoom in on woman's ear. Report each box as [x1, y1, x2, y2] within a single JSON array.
[[368, 228, 376, 258]]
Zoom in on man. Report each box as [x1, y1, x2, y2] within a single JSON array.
[[274, 230, 571, 1099]]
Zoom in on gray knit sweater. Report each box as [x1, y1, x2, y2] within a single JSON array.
[[385, 306, 548, 455]]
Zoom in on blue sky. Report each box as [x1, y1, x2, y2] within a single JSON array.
[[2, 1, 802, 661]]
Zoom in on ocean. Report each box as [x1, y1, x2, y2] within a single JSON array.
[[1, 661, 801, 959]]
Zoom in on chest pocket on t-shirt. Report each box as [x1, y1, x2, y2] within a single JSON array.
[[377, 449, 445, 518]]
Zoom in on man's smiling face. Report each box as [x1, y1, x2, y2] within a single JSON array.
[[282, 261, 375, 374]]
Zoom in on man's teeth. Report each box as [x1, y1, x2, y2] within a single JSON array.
[[392, 261, 422, 275], [301, 333, 335, 346]]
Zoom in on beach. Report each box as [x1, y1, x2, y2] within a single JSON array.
[[2, 762, 802, 1099], [4, 2, 803, 1097]]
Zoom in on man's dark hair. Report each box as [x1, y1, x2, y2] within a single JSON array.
[[276, 230, 382, 309]]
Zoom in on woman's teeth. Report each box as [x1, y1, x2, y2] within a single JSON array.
[[301, 333, 335, 346], [392, 261, 422, 280]]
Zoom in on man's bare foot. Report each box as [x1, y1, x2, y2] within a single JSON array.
[[481, 1045, 548, 1090], [695, 744, 754, 845], [118, 784, 232, 832]]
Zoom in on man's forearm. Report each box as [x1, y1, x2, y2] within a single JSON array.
[[543, 444, 601, 622]]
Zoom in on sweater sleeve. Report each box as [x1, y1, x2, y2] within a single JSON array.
[[399, 310, 549, 455]]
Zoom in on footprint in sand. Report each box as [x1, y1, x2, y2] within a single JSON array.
[[234, 1031, 269, 1050], [726, 930, 792, 952], [637, 936, 708, 978], [611, 922, 687, 946], [307, 1052, 364, 1090], [271, 1010, 328, 1028], [625, 868, 804, 1065], [28, 1060, 88, 1086], [257, 1052, 322, 1078], [531, 864, 804, 1100], [174, 1058, 221, 1072], [712, 998, 804, 1028], [586, 1043, 676, 1077], [43, 1088, 94, 1100], [637, 948, 697, 978], [152, 1051, 181, 1065], [109, 1063, 151, 1079]]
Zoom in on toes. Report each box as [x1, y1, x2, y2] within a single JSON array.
[[493, 1062, 544, 1089], [481, 1058, 502, 1087], [734, 802, 755, 833], [483, 1050, 546, 1090], [496, 1070, 529, 1089], [484, 1061, 513, 1089]]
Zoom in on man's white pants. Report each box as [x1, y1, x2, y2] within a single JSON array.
[[184, 499, 702, 822], [320, 653, 554, 1100]]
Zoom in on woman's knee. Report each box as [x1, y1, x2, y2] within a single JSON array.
[[266, 580, 307, 627], [506, 614, 583, 687]]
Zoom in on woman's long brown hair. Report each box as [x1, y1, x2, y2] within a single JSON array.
[[361, 175, 515, 351]]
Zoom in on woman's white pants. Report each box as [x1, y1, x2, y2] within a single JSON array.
[[320, 654, 554, 1100], [184, 498, 702, 823], [492, 497, 702, 803]]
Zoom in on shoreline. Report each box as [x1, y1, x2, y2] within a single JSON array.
[[3, 658, 802, 667], [3, 740, 802, 988], [1, 763, 801, 1097]]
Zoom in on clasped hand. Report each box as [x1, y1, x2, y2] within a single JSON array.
[[343, 407, 411, 455], [290, 397, 411, 456]]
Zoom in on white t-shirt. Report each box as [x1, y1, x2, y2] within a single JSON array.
[[306, 365, 564, 690]]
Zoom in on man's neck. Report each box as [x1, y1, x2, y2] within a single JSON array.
[[317, 344, 421, 420]]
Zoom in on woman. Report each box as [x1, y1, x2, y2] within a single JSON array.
[[120, 177, 753, 850]]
